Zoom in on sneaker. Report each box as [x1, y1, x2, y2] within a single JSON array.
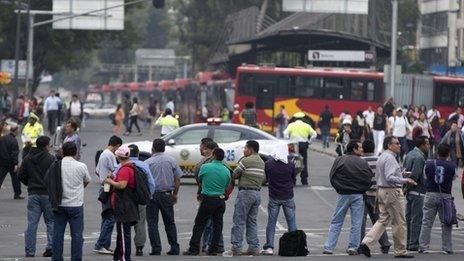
[[442, 250, 453, 255], [347, 248, 358, 255], [222, 249, 241, 257], [95, 247, 113, 255], [149, 250, 161, 255], [242, 249, 260, 256], [322, 250, 333, 255], [418, 249, 428, 254], [14, 195, 25, 200], [260, 248, 274, 255], [42, 249, 52, 257]]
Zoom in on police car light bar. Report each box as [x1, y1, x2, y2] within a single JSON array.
[[206, 118, 222, 125]]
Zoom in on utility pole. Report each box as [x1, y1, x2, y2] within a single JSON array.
[[12, 0, 22, 107], [390, 0, 398, 98]]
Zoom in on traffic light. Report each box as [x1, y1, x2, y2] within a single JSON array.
[[152, 0, 164, 8], [0, 72, 12, 85]]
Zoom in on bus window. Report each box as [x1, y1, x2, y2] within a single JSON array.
[[277, 76, 293, 96], [293, 76, 322, 98], [367, 82, 375, 101], [324, 78, 346, 100], [436, 84, 455, 105], [350, 81, 365, 101], [238, 73, 256, 96]]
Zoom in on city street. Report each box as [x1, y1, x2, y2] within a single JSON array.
[[1, 119, 464, 261]]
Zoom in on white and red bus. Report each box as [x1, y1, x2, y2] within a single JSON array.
[[232, 65, 464, 133], [233, 65, 384, 133]]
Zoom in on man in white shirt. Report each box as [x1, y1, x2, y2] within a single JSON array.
[[426, 107, 440, 123], [388, 108, 410, 161], [52, 142, 91, 261], [448, 107, 464, 128], [44, 90, 62, 134], [363, 106, 375, 129], [68, 94, 83, 127], [94, 135, 122, 255], [166, 98, 175, 113]]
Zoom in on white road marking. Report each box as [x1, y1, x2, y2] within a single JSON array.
[[258, 204, 286, 231]]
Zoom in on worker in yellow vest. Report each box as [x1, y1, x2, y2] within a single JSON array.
[[21, 112, 44, 158], [155, 108, 180, 136], [284, 112, 317, 186]]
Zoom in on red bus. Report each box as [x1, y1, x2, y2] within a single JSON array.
[[233, 65, 384, 133], [433, 76, 464, 118]]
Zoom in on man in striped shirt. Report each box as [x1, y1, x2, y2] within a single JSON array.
[[360, 140, 391, 254], [227, 140, 265, 256]]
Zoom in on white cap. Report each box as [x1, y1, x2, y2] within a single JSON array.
[[342, 118, 352, 125]]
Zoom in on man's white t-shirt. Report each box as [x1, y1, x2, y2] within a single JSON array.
[[70, 101, 81, 117], [389, 116, 408, 137]]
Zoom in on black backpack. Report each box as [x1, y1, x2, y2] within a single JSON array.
[[132, 164, 151, 205], [278, 230, 309, 256]]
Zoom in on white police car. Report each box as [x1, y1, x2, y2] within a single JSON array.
[[128, 119, 303, 177]]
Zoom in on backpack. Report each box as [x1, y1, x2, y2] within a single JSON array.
[[95, 149, 103, 168], [132, 164, 151, 205], [278, 230, 309, 256]]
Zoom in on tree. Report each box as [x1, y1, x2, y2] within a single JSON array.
[[0, 0, 146, 94]]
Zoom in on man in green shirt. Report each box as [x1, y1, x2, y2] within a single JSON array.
[[226, 140, 265, 256], [183, 148, 231, 256]]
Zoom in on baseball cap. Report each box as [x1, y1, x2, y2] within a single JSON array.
[[293, 112, 305, 118], [115, 145, 130, 158], [342, 118, 352, 125]]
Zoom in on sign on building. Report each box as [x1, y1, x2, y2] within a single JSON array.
[[135, 49, 177, 67], [1, 60, 27, 79], [283, 0, 369, 14], [53, 0, 124, 30], [308, 50, 374, 62]]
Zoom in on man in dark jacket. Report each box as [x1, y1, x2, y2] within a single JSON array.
[[323, 140, 373, 255], [18, 136, 55, 257], [403, 135, 429, 251], [0, 123, 22, 199]]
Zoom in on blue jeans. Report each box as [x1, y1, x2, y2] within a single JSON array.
[[263, 197, 297, 249], [52, 206, 84, 261], [25, 194, 54, 255], [202, 217, 224, 251], [146, 192, 179, 253], [230, 190, 261, 251], [406, 193, 424, 250], [321, 125, 330, 148], [397, 136, 408, 161], [94, 202, 115, 250], [419, 192, 453, 252], [324, 194, 364, 251]]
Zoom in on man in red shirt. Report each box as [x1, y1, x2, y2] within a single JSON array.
[[105, 145, 138, 261]]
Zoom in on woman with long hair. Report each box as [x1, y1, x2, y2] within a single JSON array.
[[113, 104, 125, 134]]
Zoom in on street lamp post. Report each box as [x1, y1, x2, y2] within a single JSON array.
[[390, 0, 398, 98]]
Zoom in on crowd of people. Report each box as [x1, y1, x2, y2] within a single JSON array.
[[2, 89, 464, 260]]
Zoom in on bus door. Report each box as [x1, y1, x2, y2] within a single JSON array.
[[255, 76, 276, 129]]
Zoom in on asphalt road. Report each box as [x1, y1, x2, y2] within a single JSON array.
[[1, 118, 464, 260]]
